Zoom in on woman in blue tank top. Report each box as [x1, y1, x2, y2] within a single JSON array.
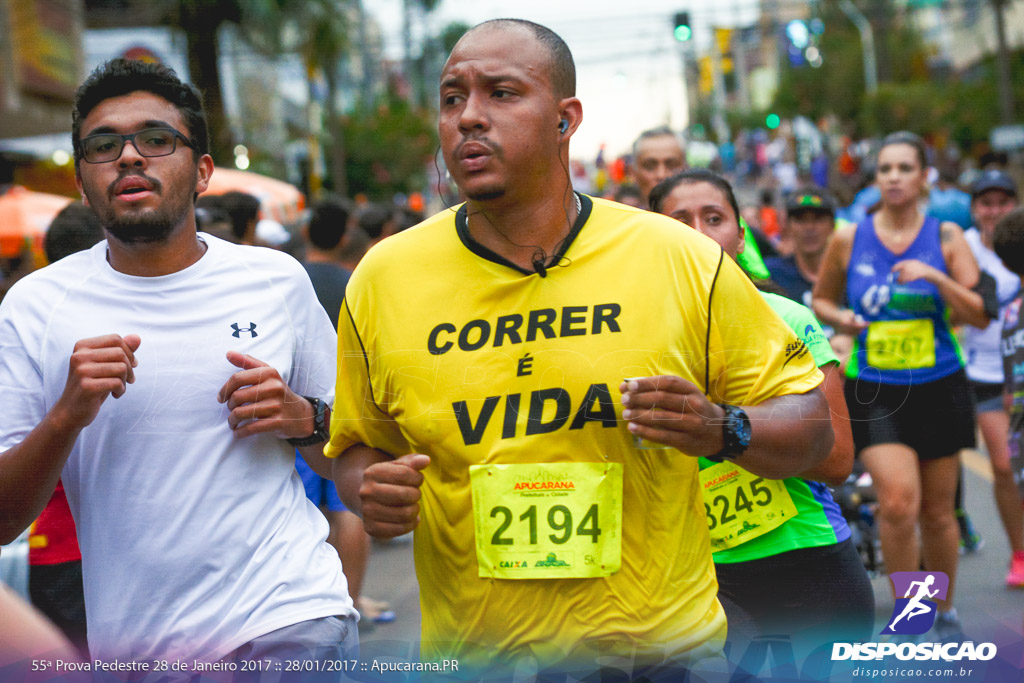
[[813, 132, 989, 637]]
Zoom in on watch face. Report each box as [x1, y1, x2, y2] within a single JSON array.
[[726, 406, 751, 449], [312, 398, 326, 426], [735, 414, 752, 448], [287, 396, 330, 446]]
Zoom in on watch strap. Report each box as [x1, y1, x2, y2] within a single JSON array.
[[705, 403, 751, 463], [286, 396, 330, 447]]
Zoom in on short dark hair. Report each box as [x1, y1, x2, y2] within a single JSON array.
[[44, 203, 105, 263], [195, 194, 224, 212], [613, 185, 643, 205], [357, 204, 394, 240], [648, 168, 741, 225], [469, 19, 575, 98], [879, 131, 928, 170], [218, 191, 262, 240], [994, 207, 1024, 277], [195, 195, 237, 242], [72, 58, 209, 166], [632, 126, 681, 158], [307, 198, 350, 250]]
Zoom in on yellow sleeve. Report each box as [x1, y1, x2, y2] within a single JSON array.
[[705, 255, 823, 405], [324, 297, 410, 459]]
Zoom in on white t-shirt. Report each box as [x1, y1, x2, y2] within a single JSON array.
[[964, 228, 1021, 384], [0, 234, 354, 661]]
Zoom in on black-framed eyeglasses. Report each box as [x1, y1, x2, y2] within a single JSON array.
[[79, 127, 195, 164]]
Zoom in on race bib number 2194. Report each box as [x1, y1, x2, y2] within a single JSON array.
[[469, 462, 622, 579]]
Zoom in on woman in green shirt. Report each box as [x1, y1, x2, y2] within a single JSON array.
[[651, 169, 874, 649]]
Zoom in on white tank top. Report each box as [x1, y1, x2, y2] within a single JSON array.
[[964, 228, 1021, 384]]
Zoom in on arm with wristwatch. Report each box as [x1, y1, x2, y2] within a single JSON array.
[[618, 375, 832, 480], [216, 351, 333, 465], [286, 395, 331, 447], [281, 394, 337, 477]]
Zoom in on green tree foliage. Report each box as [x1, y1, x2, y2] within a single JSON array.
[[768, 0, 1022, 149], [773, 1, 928, 127], [858, 53, 1024, 149], [341, 94, 437, 200], [858, 82, 952, 138], [440, 21, 472, 54], [772, 21, 866, 125]]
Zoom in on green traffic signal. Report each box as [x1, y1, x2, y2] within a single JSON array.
[[673, 11, 692, 42], [766, 113, 781, 129]]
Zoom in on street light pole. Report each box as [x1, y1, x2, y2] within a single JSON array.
[[839, 0, 878, 95], [710, 28, 730, 144], [993, 0, 1016, 125]]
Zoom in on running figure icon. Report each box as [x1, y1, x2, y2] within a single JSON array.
[[882, 571, 950, 635], [888, 574, 939, 631]]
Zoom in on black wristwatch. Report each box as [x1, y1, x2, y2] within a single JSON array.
[[286, 396, 330, 447], [705, 403, 752, 463]]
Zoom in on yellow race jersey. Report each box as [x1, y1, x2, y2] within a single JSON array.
[[326, 196, 822, 670]]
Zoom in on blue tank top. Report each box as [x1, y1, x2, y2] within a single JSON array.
[[846, 215, 964, 384]]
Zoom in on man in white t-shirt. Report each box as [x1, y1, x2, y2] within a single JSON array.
[[0, 59, 356, 666]]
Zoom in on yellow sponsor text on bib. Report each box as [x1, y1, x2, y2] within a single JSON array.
[[469, 462, 622, 579], [700, 462, 798, 552], [866, 318, 936, 370]]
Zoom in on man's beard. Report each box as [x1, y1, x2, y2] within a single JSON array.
[[103, 211, 179, 244], [466, 187, 506, 201], [88, 177, 193, 245]]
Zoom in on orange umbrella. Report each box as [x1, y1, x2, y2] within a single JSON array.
[[201, 168, 306, 225], [0, 186, 74, 258]]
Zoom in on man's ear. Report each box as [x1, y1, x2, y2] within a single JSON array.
[[556, 97, 583, 139], [195, 154, 215, 195], [74, 171, 90, 207]]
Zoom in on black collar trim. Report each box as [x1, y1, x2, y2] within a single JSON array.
[[454, 193, 593, 276]]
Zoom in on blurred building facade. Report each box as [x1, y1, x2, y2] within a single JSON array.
[[0, 0, 388, 192], [0, 0, 85, 183]]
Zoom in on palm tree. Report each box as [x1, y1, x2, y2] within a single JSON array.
[[282, 0, 353, 196], [168, 0, 355, 192], [169, 0, 280, 165]]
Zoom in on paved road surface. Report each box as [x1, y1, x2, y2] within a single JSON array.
[[358, 448, 1023, 680]]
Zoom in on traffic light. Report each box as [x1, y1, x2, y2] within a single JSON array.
[[673, 12, 692, 42]]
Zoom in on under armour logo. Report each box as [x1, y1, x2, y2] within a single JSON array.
[[230, 322, 258, 338]]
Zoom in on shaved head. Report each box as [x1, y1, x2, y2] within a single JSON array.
[[458, 19, 576, 99]]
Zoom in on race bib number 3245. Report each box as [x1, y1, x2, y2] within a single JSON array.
[[700, 462, 797, 552], [469, 462, 623, 579]]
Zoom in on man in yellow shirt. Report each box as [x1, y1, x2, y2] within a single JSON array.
[[317, 18, 832, 679]]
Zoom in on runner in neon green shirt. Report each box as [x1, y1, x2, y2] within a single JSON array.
[[650, 168, 874, 649]]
